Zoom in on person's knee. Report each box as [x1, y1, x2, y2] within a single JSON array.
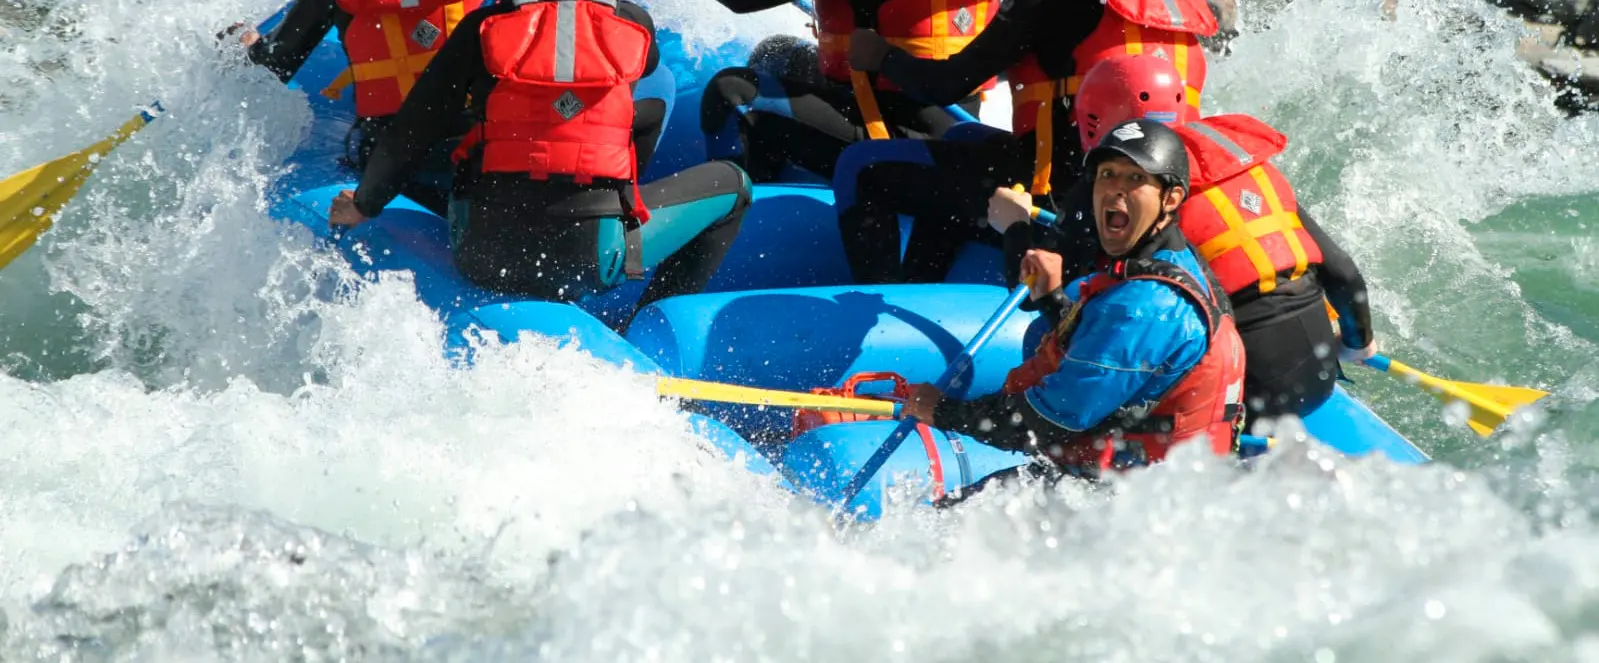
[[834, 141, 926, 211], [704, 68, 761, 106], [747, 35, 822, 86], [700, 67, 761, 132]]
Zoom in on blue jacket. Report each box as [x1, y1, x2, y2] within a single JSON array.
[[934, 224, 1215, 449], [1024, 242, 1213, 432]]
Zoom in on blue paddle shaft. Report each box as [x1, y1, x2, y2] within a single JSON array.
[[838, 282, 1034, 507], [944, 104, 979, 124]]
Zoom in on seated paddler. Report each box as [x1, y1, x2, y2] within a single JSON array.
[[899, 119, 1247, 492], [326, 0, 754, 328], [227, 0, 489, 215]]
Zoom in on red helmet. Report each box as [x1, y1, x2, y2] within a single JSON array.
[[1073, 55, 1189, 151]]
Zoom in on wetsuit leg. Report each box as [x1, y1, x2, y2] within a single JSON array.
[[699, 64, 981, 182], [834, 136, 1032, 284], [592, 162, 753, 310], [1239, 301, 1341, 421], [451, 164, 752, 312]]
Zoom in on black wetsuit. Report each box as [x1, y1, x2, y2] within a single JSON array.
[[244, 0, 470, 215], [1006, 183, 1378, 420], [351, 1, 751, 320], [833, 0, 1104, 284], [698, 6, 984, 183]]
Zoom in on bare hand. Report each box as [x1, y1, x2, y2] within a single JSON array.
[[1339, 338, 1379, 363], [901, 383, 943, 424], [847, 28, 890, 72], [219, 21, 260, 46], [1019, 249, 1064, 300], [328, 190, 370, 227], [986, 185, 1033, 233]]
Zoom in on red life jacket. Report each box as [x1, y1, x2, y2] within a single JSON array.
[[1001, 256, 1246, 474], [1173, 114, 1324, 296], [1005, 0, 1214, 195], [450, 0, 653, 278], [325, 0, 486, 118]]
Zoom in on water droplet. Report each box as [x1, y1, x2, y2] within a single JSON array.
[[892, 640, 906, 653], [1425, 599, 1445, 619], [1314, 648, 1337, 663]]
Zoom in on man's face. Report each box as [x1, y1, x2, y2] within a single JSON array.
[[1091, 156, 1181, 256]]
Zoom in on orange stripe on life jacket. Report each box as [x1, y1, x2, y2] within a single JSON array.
[[323, 0, 477, 117], [1005, 3, 1209, 195]]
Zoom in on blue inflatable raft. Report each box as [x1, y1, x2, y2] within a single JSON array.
[[252, 4, 1430, 520]]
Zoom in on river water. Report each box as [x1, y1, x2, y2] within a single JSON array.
[[3, 0, 1599, 659]]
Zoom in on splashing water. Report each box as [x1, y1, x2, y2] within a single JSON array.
[[3, 0, 1599, 659]]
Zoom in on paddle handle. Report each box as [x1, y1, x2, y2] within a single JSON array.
[[944, 104, 979, 124], [837, 282, 1034, 509]]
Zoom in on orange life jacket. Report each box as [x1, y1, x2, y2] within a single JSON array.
[[1173, 114, 1325, 296], [452, 0, 653, 278], [1001, 256, 1246, 474], [1005, 0, 1214, 194], [812, 0, 999, 93], [324, 0, 485, 118], [812, 0, 999, 139]]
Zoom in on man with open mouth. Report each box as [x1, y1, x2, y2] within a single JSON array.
[[899, 118, 1249, 497]]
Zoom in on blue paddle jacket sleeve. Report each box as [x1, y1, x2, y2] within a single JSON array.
[[933, 246, 1212, 448], [1022, 267, 1211, 432]]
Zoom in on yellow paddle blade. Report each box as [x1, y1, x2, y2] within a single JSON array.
[[657, 376, 900, 416], [0, 104, 163, 269], [1377, 357, 1551, 437]]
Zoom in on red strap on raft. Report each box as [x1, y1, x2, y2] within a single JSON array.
[[792, 371, 946, 500]]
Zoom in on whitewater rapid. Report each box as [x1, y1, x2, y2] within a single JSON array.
[[3, 0, 1599, 659]]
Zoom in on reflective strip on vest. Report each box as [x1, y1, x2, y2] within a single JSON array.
[[555, 0, 577, 81], [1195, 165, 1310, 294], [513, 0, 616, 81], [1161, 0, 1186, 29]]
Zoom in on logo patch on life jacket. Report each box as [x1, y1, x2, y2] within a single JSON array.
[[553, 90, 585, 120], [953, 6, 975, 34], [1152, 46, 1169, 61], [411, 19, 441, 49], [1239, 189, 1263, 215]]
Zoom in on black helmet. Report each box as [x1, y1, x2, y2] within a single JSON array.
[[1083, 118, 1191, 197]]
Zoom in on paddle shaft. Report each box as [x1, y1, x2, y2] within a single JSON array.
[[837, 282, 1034, 508], [658, 376, 901, 416]]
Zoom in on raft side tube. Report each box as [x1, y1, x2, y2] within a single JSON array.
[[624, 283, 1039, 440], [780, 420, 1028, 521]]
